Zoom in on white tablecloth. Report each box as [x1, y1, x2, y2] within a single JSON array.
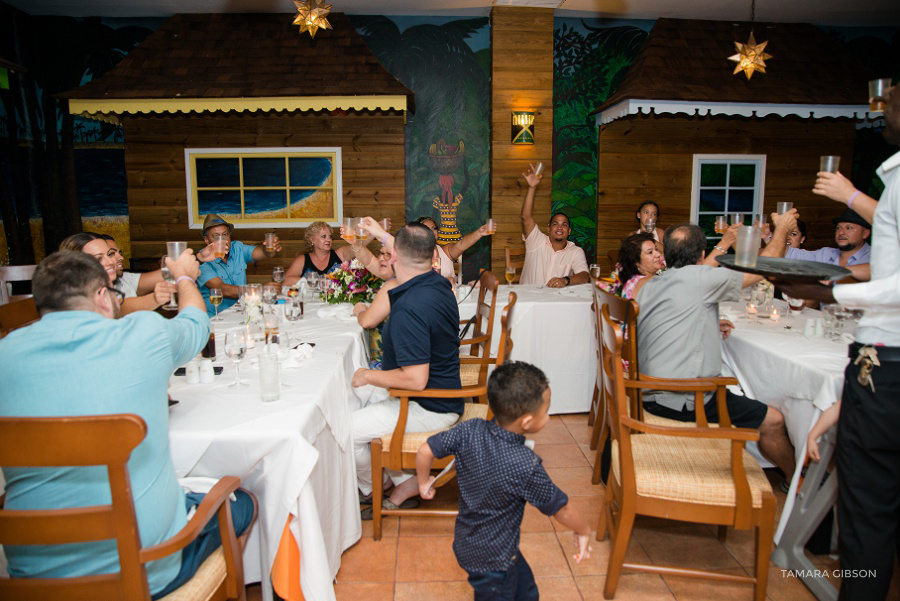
[[458, 284, 596, 414], [720, 300, 849, 542], [168, 302, 366, 601]]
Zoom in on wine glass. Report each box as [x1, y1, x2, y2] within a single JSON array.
[[262, 285, 278, 305], [783, 292, 805, 318], [224, 330, 248, 387], [209, 288, 223, 321], [159, 258, 178, 311], [643, 220, 656, 234], [284, 297, 303, 322], [505, 266, 516, 285], [162, 241, 187, 311], [307, 272, 320, 295], [273, 266, 285, 286]]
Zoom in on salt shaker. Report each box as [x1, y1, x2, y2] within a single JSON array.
[[199, 359, 215, 384], [185, 360, 200, 384]]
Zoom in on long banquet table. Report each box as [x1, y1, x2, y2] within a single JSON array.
[[458, 283, 597, 414], [719, 299, 849, 542], [167, 301, 368, 601]]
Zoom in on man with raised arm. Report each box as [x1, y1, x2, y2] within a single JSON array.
[[519, 165, 589, 288]]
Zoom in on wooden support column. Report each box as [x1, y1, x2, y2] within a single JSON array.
[[490, 6, 554, 277]]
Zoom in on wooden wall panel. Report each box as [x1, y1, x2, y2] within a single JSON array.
[[122, 111, 406, 282], [490, 6, 555, 277], [596, 113, 857, 271]]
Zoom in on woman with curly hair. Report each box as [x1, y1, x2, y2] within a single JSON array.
[[283, 221, 357, 287], [616, 232, 663, 299]]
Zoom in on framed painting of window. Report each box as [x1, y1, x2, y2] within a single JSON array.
[[184, 147, 343, 229], [691, 154, 766, 248]]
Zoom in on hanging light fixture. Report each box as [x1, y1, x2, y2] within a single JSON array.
[[728, 0, 772, 80], [293, 0, 332, 39]]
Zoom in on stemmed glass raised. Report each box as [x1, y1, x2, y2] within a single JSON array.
[[224, 330, 248, 387], [160, 241, 186, 311], [209, 288, 223, 321]]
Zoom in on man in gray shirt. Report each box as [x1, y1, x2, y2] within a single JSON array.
[[636, 213, 797, 479]]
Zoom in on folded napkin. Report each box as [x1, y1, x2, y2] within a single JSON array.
[[316, 305, 356, 320], [179, 476, 237, 519]]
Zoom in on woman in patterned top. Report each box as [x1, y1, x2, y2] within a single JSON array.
[[616, 232, 663, 299]]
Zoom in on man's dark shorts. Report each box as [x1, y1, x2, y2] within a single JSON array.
[[643, 390, 768, 429]]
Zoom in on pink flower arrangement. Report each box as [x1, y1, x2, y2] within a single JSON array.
[[323, 259, 383, 304]]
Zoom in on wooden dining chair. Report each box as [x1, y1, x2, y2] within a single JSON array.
[[459, 270, 499, 388], [0, 264, 37, 304], [460, 291, 517, 402], [596, 305, 776, 601], [0, 414, 256, 601], [0, 296, 40, 338], [504, 246, 525, 283], [370, 385, 489, 540]]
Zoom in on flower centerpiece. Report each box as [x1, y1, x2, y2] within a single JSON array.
[[322, 259, 383, 305]]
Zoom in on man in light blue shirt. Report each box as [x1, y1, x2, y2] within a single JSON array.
[[785, 208, 871, 276], [0, 250, 211, 595], [197, 213, 281, 315]]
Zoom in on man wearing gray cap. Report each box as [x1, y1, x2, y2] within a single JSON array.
[[197, 213, 282, 315]]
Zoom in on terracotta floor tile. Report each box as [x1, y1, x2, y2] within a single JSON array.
[[534, 443, 591, 468], [334, 581, 395, 601], [393, 580, 471, 601], [719, 524, 772, 569], [360, 515, 400, 539], [564, 419, 597, 446], [551, 495, 602, 533], [663, 567, 755, 599], [396, 535, 468, 582], [335, 537, 398, 583], [545, 466, 605, 497], [522, 503, 556, 533], [399, 514, 457, 537], [558, 412, 592, 426], [766, 564, 822, 601], [577, 573, 675, 600], [527, 418, 576, 445], [579, 442, 599, 468], [535, 575, 582, 599], [635, 523, 742, 571], [560, 530, 651, 577], [245, 584, 262, 601], [519, 531, 572, 578]]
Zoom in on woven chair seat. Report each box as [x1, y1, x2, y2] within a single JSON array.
[[159, 547, 225, 601], [612, 434, 771, 509], [380, 403, 489, 453], [643, 412, 718, 428], [459, 353, 482, 387]]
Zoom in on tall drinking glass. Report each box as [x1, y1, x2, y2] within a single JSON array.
[[485, 219, 496, 234], [868, 78, 891, 112], [342, 218, 356, 244], [209, 288, 223, 321], [262, 285, 278, 305], [734, 225, 761, 268], [162, 241, 187, 311], [224, 330, 248, 387], [213, 233, 228, 259], [730, 213, 745, 226], [776, 202, 793, 215], [820, 156, 840, 174], [714, 215, 728, 234]]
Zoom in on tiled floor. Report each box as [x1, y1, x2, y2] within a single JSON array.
[[248, 413, 900, 601]]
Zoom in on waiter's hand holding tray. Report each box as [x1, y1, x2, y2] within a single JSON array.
[[715, 255, 851, 284]]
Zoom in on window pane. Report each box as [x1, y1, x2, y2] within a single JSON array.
[[700, 163, 727, 186], [699, 189, 726, 212], [289, 157, 333, 187], [243, 158, 286, 187], [196, 158, 240, 188], [729, 189, 755, 212], [198, 190, 241, 215], [244, 189, 287, 215], [729, 164, 756, 187], [290, 189, 334, 220], [697, 214, 719, 240]]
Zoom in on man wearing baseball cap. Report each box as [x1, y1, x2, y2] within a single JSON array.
[[784, 207, 871, 281], [197, 214, 282, 315]]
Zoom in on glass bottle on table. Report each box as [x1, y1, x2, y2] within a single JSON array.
[[209, 288, 223, 321], [224, 330, 248, 387]]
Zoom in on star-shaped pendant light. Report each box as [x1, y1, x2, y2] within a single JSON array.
[[728, 31, 773, 80], [293, 0, 332, 39]]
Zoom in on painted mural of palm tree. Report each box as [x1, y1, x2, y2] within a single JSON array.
[[553, 21, 648, 261], [351, 16, 491, 278]]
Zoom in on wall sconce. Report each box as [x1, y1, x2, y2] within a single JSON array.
[[511, 111, 535, 145]]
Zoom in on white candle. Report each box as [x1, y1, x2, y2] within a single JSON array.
[[770, 309, 780, 322]]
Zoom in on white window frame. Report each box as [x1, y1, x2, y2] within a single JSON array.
[[690, 154, 766, 239], [184, 146, 343, 229]]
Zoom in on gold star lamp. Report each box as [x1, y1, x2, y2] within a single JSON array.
[[728, 31, 773, 80], [293, 0, 332, 39]]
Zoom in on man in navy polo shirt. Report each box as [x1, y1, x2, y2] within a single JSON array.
[[351, 223, 462, 514]]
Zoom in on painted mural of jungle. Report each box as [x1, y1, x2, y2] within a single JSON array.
[[552, 18, 650, 263], [352, 16, 491, 280]]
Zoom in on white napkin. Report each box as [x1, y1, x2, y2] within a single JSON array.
[[178, 476, 237, 520], [316, 305, 355, 320], [719, 306, 738, 323], [355, 384, 390, 407]]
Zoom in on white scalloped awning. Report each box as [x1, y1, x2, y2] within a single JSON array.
[[596, 99, 885, 128], [68, 95, 409, 124]]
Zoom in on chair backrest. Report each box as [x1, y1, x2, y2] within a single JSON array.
[[599, 303, 629, 448], [494, 291, 517, 365], [0, 264, 37, 304], [504, 246, 525, 283], [0, 297, 40, 338], [593, 283, 639, 378], [0, 414, 152, 600], [462, 270, 499, 357]]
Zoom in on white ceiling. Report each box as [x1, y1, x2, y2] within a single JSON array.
[[5, 0, 900, 27]]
